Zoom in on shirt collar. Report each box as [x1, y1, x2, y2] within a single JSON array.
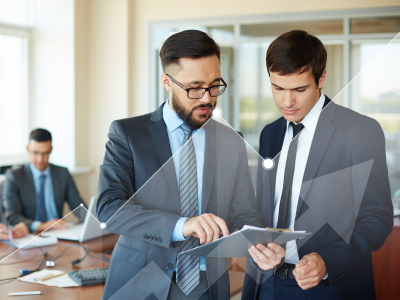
[[162, 99, 202, 135], [30, 163, 50, 178], [286, 92, 325, 134], [163, 98, 184, 133]]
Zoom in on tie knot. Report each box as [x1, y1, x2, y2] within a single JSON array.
[[40, 174, 46, 181], [290, 122, 305, 137], [180, 123, 193, 137]]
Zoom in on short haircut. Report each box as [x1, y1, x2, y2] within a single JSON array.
[[159, 30, 220, 72], [29, 128, 52, 143], [266, 30, 327, 86]]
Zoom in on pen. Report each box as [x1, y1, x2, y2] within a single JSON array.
[[8, 291, 42, 296], [40, 272, 66, 281], [33, 272, 55, 281]]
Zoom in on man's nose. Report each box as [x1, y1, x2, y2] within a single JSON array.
[[199, 90, 212, 104], [283, 91, 295, 108]]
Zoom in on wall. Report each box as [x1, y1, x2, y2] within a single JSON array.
[[31, 0, 75, 168], [75, 0, 399, 200]]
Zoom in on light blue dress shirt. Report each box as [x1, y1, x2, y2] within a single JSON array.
[[29, 164, 58, 232], [163, 99, 207, 271]]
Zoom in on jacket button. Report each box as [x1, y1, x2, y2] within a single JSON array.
[[167, 263, 173, 270], [149, 235, 153, 241], [143, 234, 148, 239], [158, 237, 162, 243]]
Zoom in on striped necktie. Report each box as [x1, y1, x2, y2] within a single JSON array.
[[176, 123, 200, 295]]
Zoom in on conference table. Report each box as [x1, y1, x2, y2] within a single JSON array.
[[0, 234, 118, 299], [1, 219, 398, 299]]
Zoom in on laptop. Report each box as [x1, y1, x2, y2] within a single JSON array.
[[42, 196, 112, 242]]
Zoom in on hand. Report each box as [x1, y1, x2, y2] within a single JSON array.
[[248, 243, 285, 270], [182, 213, 229, 244], [12, 222, 29, 238], [0, 223, 10, 240], [37, 219, 68, 233], [293, 253, 327, 290]]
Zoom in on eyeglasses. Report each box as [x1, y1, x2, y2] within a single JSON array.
[[165, 73, 227, 99]]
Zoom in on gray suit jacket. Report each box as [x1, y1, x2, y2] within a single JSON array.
[[2, 164, 85, 228], [242, 99, 393, 300], [97, 103, 263, 300]]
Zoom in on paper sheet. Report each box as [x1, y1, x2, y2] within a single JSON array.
[[0, 233, 58, 249], [18, 269, 79, 287]]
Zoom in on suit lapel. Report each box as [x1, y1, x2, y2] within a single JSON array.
[[49, 165, 63, 218], [264, 118, 286, 225], [147, 104, 180, 215], [24, 165, 37, 216], [201, 120, 219, 214], [296, 100, 337, 218]]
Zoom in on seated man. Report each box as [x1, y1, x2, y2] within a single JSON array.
[[2, 128, 86, 234]]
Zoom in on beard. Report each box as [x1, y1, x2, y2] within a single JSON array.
[[171, 93, 216, 129]]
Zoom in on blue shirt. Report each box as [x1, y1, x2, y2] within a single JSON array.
[[163, 99, 207, 271], [29, 164, 58, 232]]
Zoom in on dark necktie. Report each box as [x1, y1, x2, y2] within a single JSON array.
[[176, 123, 200, 295], [277, 122, 305, 230], [37, 174, 48, 222]]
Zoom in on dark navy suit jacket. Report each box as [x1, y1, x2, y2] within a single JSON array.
[[242, 97, 393, 300]]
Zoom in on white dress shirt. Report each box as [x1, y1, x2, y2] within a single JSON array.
[[273, 93, 325, 264]]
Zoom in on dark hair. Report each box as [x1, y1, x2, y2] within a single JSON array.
[[159, 30, 220, 72], [29, 128, 52, 143], [266, 30, 327, 86]]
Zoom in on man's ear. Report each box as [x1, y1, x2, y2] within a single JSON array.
[[161, 73, 172, 93], [318, 69, 327, 89]]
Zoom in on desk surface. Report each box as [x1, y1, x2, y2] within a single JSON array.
[[0, 235, 119, 299]]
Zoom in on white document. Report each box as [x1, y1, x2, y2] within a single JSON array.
[[181, 225, 311, 258], [18, 269, 79, 288], [1, 233, 58, 249]]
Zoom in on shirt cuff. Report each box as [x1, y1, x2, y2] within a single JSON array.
[[30, 221, 42, 232], [171, 217, 189, 242], [323, 273, 328, 280]]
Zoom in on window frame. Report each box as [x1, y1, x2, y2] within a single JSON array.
[[148, 6, 400, 130], [0, 18, 32, 165]]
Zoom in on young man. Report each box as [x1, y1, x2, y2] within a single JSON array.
[[2, 129, 86, 234], [96, 30, 281, 300], [242, 30, 393, 300]]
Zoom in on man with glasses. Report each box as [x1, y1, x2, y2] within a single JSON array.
[[2, 128, 85, 235], [97, 30, 276, 300]]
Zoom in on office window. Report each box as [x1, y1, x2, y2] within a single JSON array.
[[351, 40, 400, 194], [0, 0, 30, 26], [241, 20, 343, 38], [350, 16, 400, 34], [0, 0, 31, 164], [150, 8, 400, 192]]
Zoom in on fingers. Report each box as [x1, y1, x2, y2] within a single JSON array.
[[190, 219, 207, 244], [248, 244, 284, 271], [293, 253, 326, 290], [12, 223, 29, 238], [198, 217, 214, 244], [0, 223, 8, 231], [203, 214, 222, 242], [0, 233, 9, 240], [294, 255, 313, 275], [296, 273, 324, 290], [210, 214, 229, 236], [268, 243, 285, 257], [185, 214, 228, 244], [50, 219, 68, 230]]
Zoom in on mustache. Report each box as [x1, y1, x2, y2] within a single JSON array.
[[191, 103, 213, 112]]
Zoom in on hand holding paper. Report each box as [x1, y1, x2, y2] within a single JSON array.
[[248, 243, 285, 270]]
